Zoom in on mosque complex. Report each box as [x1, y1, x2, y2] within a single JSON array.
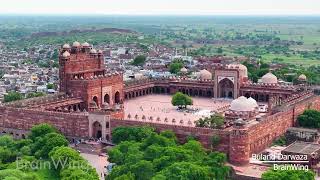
[[0, 42, 319, 165]]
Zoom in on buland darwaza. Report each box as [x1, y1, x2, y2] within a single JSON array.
[[0, 42, 319, 165]]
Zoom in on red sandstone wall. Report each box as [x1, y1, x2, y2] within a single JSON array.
[[229, 95, 320, 164], [0, 107, 89, 139], [110, 119, 230, 153]]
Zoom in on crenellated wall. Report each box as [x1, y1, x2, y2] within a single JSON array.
[[0, 106, 90, 140], [111, 95, 320, 165], [229, 95, 320, 164]]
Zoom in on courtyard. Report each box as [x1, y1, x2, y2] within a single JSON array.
[[124, 94, 232, 126]]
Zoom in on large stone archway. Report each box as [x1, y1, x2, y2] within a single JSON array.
[[104, 94, 110, 104], [115, 91, 121, 104], [218, 78, 234, 98], [92, 121, 102, 139], [88, 114, 111, 141]]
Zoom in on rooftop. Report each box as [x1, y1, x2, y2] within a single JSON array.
[[282, 142, 320, 155]]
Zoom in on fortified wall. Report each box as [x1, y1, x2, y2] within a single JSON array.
[[0, 106, 90, 140], [110, 94, 320, 165], [230, 94, 320, 164]]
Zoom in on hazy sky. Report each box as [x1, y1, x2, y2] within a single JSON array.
[[0, 0, 319, 15]]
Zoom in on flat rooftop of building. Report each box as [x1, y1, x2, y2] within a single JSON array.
[[287, 127, 318, 133], [282, 142, 320, 155], [124, 94, 232, 126]]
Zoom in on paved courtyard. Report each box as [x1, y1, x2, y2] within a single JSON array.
[[124, 94, 232, 126]]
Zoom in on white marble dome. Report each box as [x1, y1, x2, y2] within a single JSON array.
[[199, 69, 212, 80], [230, 96, 257, 112], [248, 97, 258, 108], [180, 67, 188, 73], [90, 49, 97, 54], [62, 44, 70, 49], [298, 74, 307, 81], [72, 41, 80, 47], [62, 51, 70, 57], [261, 72, 278, 84], [82, 42, 90, 47]]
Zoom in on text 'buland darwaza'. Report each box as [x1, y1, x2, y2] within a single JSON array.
[[0, 42, 320, 165]]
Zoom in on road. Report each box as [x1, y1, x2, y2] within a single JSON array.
[[81, 153, 109, 180]]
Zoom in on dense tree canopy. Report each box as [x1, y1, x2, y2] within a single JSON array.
[[4, 91, 24, 103], [108, 126, 230, 180], [297, 109, 320, 128], [112, 126, 155, 144], [131, 55, 147, 66], [262, 169, 314, 180], [242, 61, 270, 83], [26, 92, 45, 99], [169, 60, 184, 74], [49, 146, 99, 180], [0, 123, 99, 180], [171, 92, 193, 109]]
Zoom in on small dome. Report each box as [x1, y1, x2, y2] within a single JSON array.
[[62, 51, 70, 58], [199, 69, 212, 80], [230, 96, 256, 112], [227, 64, 248, 77], [180, 67, 188, 73], [72, 41, 80, 47], [62, 44, 70, 49], [82, 42, 90, 47], [90, 49, 97, 54], [248, 97, 258, 108], [261, 72, 278, 84], [235, 118, 246, 126], [98, 50, 103, 54], [298, 74, 307, 81]]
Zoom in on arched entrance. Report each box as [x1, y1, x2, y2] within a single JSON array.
[[115, 91, 120, 104], [218, 78, 234, 98], [93, 96, 98, 106], [92, 121, 102, 139], [104, 94, 110, 104]]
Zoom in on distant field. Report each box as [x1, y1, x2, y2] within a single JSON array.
[[261, 54, 320, 67]]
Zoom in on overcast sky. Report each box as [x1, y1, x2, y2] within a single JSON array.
[[0, 0, 319, 15]]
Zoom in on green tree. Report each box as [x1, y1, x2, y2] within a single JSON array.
[[298, 109, 320, 128], [46, 83, 55, 90], [49, 146, 98, 179], [36, 132, 68, 158], [107, 127, 230, 180], [111, 126, 155, 144], [0, 169, 39, 180], [210, 135, 221, 150], [4, 92, 23, 103], [26, 92, 45, 99], [171, 92, 193, 109], [29, 123, 57, 141], [169, 60, 184, 74], [195, 114, 225, 129], [262, 169, 314, 180], [131, 55, 146, 66], [130, 160, 155, 180], [153, 162, 211, 180]]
